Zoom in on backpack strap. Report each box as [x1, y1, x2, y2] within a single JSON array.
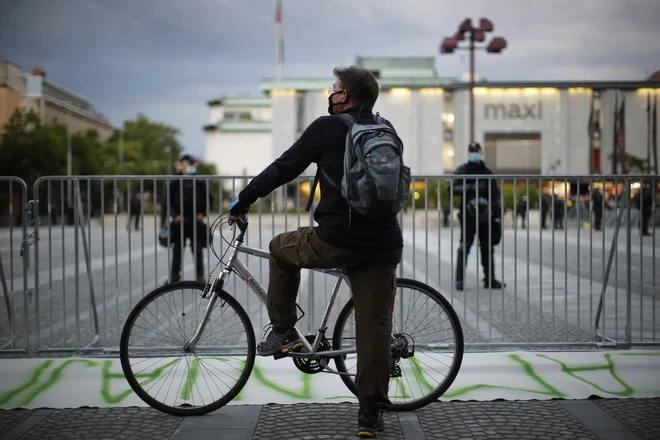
[[305, 172, 319, 212], [305, 114, 356, 213], [304, 167, 337, 212], [337, 113, 357, 128]]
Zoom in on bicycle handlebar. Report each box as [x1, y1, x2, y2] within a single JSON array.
[[228, 213, 249, 234]]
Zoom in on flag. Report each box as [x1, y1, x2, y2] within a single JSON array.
[[618, 96, 627, 174], [588, 93, 598, 173], [613, 93, 619, 174], [647, 92, 652, 173], [653, 95, 658, 175], [275, 0, 284, 79]]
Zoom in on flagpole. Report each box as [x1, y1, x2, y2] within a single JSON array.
[[275, 0, 283, 82], [647, 92, 651, 174], [654, 95, 658, 175], [588, 93, 595, 174], [620, 96, 627, 175], [613, 93, 618, 174]]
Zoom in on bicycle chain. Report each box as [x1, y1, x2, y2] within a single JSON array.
[[320, 336, 404, 378]]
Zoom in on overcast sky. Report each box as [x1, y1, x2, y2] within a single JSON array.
[[2, 0, 659, 160]]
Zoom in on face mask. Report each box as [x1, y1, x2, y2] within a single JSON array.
[[186, 166, 197, 175], [468, 153, 482, 163], [327, 90, 347, 115]]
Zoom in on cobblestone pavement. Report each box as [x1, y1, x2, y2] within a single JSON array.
[[1, 398, 657, 439]]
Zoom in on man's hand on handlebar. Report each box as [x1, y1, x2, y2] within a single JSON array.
[[228, 197, 250, 227]]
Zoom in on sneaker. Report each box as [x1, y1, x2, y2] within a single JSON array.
[[357, 409, 385, 438], [484, 279, 506, 289], [257, 328, 303, 356]]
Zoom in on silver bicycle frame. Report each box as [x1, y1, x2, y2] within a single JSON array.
[[183, 224, 358, 360]]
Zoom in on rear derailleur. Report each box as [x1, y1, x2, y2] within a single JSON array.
[[390, 333, 415, 378]]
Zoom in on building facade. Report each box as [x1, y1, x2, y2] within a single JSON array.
[[0, 60, 24, 135], [204, 95, 274, 190], [0, 60, 114, 140], [204, 57, 660, 188]]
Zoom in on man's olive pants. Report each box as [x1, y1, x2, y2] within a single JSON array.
[[267, 226, 402, 412]]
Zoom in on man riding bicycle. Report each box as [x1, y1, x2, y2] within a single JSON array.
[[228, 65, 404, 438]]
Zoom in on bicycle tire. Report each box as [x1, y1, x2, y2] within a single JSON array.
[[119, 280, 256, 417], [332, 277, 464, 411]]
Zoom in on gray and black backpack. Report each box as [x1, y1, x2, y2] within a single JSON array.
[[306, 112, 411, 223]]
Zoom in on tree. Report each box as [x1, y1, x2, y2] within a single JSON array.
[[111, 113, 183, 175], [0, 108, 68, 186], [608, 152, 652, 174]]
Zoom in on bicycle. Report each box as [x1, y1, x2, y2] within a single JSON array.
[[120, 214, 464, 417]]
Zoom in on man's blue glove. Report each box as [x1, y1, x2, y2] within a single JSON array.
[[228, 196, 249, 216], [228, 197, 240, 210]]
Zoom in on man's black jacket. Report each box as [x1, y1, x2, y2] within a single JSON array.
[[167, 176, 212, 219], [238, 105, 403, 249], [451, 160, 501, 218]]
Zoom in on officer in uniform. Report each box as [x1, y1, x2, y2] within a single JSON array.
[[451, 142, 505, 291]]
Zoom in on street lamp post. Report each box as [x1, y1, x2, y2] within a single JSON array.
[[440, 18, 507, 144], [164, 146, 173, 175]]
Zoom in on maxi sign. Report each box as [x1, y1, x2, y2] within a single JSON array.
[[484, 100, 543, 120]]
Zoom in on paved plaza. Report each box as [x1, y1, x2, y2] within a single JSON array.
[[1, 215, 658, 353], [1, 398, 659, 439], [1, 215, 659, 439]]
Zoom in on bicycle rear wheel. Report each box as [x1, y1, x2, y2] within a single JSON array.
[[332, 278, 464, 411], [120, 281, 256, 416]]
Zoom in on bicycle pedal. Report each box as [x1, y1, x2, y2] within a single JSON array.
[[273, 352, 289, 360]]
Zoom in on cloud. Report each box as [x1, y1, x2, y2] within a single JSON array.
[[1, 0, 658, 159]]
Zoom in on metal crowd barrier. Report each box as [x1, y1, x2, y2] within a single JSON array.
[[0, 174, 657, 356], [0, 177, 31, 354]]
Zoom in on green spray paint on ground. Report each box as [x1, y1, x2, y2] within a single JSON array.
[[1, 352, 659, 408]]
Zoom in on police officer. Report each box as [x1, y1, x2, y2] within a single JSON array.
[[166, 154, 211, 283], [452, 142, 505, 291]]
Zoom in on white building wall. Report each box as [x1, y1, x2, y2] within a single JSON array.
[[271, 92, 297, 159], [417, 90, 445, 174], [625, 90, 653, 161], [600, 90, 618, 174], [452, 87, 601, 175], [563, 90, 592, 174], [302, 91, 327, 129], [373, 89, 415, 171], [451, 90, 471, 168], [205, 131, 272, 192]]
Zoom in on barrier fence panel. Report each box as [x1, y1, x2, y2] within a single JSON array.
[[13, 173, 660, 356], [0, 177, 31, 355]]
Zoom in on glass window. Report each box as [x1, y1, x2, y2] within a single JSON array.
[[223, 111, 252, 121], [484, 132, 542, 174]]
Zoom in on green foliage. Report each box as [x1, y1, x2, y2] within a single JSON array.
[[0, 108, 219, 217], [607, 152, 653, 174], [399, 177, 545, 213]]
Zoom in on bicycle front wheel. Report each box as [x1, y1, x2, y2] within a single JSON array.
[[332, 278, 464, 411], [120, 281, 256, 416]]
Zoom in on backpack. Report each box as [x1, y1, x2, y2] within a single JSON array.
[[305, 112, 411, 221]]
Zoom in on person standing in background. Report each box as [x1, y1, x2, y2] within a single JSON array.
[[127, 193, 141, 230], [166, 154, 211, 283], [451, 142, 505, 291]]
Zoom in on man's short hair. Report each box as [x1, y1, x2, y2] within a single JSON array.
[[333, 65, 380, 108], [179, 154, 197, 164]]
